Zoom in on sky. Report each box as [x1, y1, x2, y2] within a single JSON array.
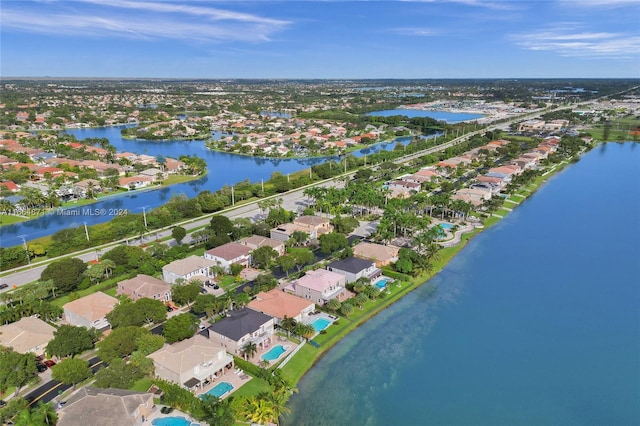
[[1, 0, 639, 79]]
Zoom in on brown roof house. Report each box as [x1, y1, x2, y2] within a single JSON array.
[[57, 387, 154, 426], [162, 255, 216, 284], [117, 274, 172, 302], [0, 316, 56, 357], [353, 242, 400, 267], [204, 242, 253, 273], [270, 215, 333, 242], [148, 334, 234, 391], [247, 289, 315, 324], [63, 291, 118, 330], [239, 235, 286, 256]]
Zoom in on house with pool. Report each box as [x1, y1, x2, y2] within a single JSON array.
[[247, 288, 315, 324], [148, 334, 234, 392], [326, 256, 381, 284], [205, 308, 275, 358]]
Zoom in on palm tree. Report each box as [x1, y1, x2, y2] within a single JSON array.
[[243, 397, 276, 425], [280, 316, 297, 337], [101, 259, 116, 279], [259, 389, 292, 425], [240, 342, 258, 361], [294, 323, 315, 340], [31, 401, 57, 426]]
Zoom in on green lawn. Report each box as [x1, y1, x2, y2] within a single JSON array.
[[0, 214, 29, 226], [230, 377, 271, 398], [130, 377, 154, 393]]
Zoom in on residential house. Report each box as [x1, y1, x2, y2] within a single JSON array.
[[204, 242, 253, 272], [238, 235, 286, 256], [326, 257, 381, 283], [352, 242, 400, 267], [148, 334, 234, 391], [206, 308, 275, 356], [118, 175, 154, 190], [117, 274, 172, 302], [247, 289, 315, 324], [162, 255, 216, 284], [289, 269, 347, 305], [270, 215, 333, 242], [57, 387, 154, 426], [62, 292, 118, 330], [0, 317, 56, 357], [451, 188, 492, 207]]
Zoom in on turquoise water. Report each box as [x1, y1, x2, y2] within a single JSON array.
[[311, 318, 331, 333], [439, 222, 454, 229], [201, 381, 233, 398], [285, 143, 640, 425], [375, 278, 390, 290], [261, 345, 286, 361], [151, 417, 191, 426]]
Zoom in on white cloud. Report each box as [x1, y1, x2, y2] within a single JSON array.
[[400, 0, 519, 11], [393, 28, 439, 36], [511, 27, 640, 59], [0, 1, 290, 43]]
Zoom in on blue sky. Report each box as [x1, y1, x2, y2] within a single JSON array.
[[1, 0, 639, 78]]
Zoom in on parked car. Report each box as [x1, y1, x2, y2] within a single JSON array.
[[57, 401, 67, 409], [0, 400, 6, 408], [37, 363, 48, 373], [43, 360, 57, 368], [0, 284, 8, 290]]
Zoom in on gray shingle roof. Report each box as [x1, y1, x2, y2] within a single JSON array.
[[208, 308, 272, 341], [327, 256, 374, 274]]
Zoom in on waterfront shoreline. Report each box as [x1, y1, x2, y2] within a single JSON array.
[[279, 144, 586, 392]]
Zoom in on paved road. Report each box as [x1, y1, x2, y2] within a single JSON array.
[[24, 356, 103, 407], [0, 106, 570, 290], [0, 180, 337, 290]]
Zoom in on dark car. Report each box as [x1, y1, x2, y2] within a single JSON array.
[[0, 400, 6, 408], [36, 363, 48, 373], [0, 284, 8, 290]]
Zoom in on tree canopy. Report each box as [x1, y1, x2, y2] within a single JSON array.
[[46, 325, 95, 358], [106, 297, 167, 328], [40, 258, 87, 293], [163, 313, 199, 344]]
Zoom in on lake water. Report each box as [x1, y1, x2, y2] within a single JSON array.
[[0, 126, 418, 247], [366, 109, 483, 122], [284, 142, 640, 426]]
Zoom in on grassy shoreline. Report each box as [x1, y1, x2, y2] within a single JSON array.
[[276, 147, 583, 393]]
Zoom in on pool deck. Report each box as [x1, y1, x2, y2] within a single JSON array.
[[246, 337, 297, 366], [146, 407, 198, 425], [197, 368, 251, 399], [301, 312, 337, 336]]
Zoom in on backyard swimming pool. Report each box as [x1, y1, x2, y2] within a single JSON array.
[[152, 417, 191, 426], [201, 382, 234, 398], [312, 317, 332, 333], [261, 345, 287, 361], [375, 278, 391, 290], [439, 223, 454, 230]]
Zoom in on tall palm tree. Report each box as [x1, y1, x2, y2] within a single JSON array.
[[241, 342, 258, 361], [280, 316, 297, 337]]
